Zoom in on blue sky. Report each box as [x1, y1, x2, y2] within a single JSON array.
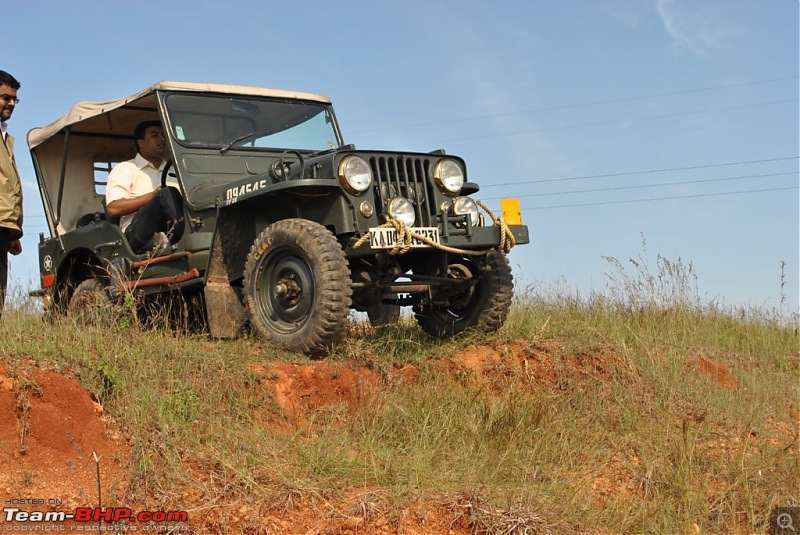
[[6, 0, 799, 314]]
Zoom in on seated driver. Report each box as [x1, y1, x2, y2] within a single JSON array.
[[105, 120, 184, 254]]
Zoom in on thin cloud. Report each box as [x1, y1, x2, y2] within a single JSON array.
[[656, 0, 740, 56]]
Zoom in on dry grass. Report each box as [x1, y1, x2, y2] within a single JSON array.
[[0, 251, 797, 534]]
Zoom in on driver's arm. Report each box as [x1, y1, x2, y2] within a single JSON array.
[[106, 187, 162, 217]]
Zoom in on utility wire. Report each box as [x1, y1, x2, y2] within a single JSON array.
[[519, 186, 798, 211], [482, 156, 799, 188], [483, 171, 796, 200], [397, 98, 797, 149], [346, 76, 798, 134], [22, 186, 798, 229]]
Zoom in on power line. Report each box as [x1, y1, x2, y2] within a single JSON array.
[[520, 186, 798, 211], [346, 76, 799, 135], [21, 158, 798, 223], [398, 98, 797, 149], [482, 156, 799, 188], [483, 171, 796, 200]]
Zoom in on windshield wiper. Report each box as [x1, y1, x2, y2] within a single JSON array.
[[220, 132, 255, 154], [306, 144, 351, 158]]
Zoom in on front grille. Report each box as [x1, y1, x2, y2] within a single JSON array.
[[369, 155, 434, 226]]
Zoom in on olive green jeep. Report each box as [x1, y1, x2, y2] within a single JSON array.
[[29, 81, 529, 354]]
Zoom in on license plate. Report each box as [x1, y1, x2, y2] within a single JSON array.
[[369, 227, 439, 249]]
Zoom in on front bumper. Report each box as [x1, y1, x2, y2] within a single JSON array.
[[346, 222, 529, 257]]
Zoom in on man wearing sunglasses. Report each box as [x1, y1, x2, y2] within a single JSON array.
[[0, 70, 22, 316]]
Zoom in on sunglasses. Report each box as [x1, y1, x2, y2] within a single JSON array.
[[0, 95, 19, 104]]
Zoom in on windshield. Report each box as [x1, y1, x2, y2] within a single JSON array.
[[164, 93, 340, 152]]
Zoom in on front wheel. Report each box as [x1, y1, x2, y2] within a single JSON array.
[[413, 250, 513, 338], [243, 219, 352, 355]]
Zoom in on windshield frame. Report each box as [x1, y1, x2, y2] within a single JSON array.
[[162, 92, 343, 153], [158, 90, 345, 209]]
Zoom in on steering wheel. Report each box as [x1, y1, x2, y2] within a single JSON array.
[[161, 159, 173, 189], [279, 151, 305, 181]]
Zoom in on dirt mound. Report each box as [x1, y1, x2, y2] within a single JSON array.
[[247, 340, 639, 423], [433, 339, 640, 391], [0, 340, 668, 533], [685, 355, 739, 391], [0, 358, 489, 533], [248, 339, 598, 421], [191, 491, 473, 534], [0, 362, 128, 507], [249, 360, 382, 418]]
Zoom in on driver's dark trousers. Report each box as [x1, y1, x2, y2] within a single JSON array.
[[124, 186, 185, 254]]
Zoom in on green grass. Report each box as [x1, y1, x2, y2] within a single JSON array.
[[0, 253, 797, 534]]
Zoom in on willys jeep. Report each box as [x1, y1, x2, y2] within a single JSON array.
[[29, 81, 530, 354]]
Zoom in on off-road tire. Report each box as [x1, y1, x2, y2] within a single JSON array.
[[243, 219, 352, 354], [413, 250, 513, 338], [68, 279, 114, 326]]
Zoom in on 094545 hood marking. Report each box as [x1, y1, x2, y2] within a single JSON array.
[[225, 179, 269, 205]]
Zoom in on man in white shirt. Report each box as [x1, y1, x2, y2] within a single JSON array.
[[105, 120, 184, 254]]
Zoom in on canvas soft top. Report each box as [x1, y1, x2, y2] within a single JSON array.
[[27, 80, 332, 149]]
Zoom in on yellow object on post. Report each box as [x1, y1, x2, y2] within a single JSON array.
[[500, 198, 522, 226]]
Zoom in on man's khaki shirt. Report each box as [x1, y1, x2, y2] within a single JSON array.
[[0, 133, 23, 239]]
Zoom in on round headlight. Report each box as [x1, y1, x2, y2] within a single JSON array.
[[380, 182, 397, 199], [337, 155, 373, 194], [434, 159, 465, 196], [452, 196, 480, 227], [387, 197, 416, 226]]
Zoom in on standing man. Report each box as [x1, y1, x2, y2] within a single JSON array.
[[0, 71, 23, 316], [105, 120, 184, 254]]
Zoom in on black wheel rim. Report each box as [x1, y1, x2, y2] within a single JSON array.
[[444, 261, 478, 315], [254, 247, 315, 335]]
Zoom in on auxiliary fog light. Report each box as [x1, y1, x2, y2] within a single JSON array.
[[359, 201, 374, 218], [452, 196, 480, 226], [387, 197, 416, 226]]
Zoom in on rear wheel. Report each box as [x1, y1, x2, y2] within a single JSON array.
[[413, 250, 513, 338], [243, 219, 352, 354], [68, 279, 114, 326]]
